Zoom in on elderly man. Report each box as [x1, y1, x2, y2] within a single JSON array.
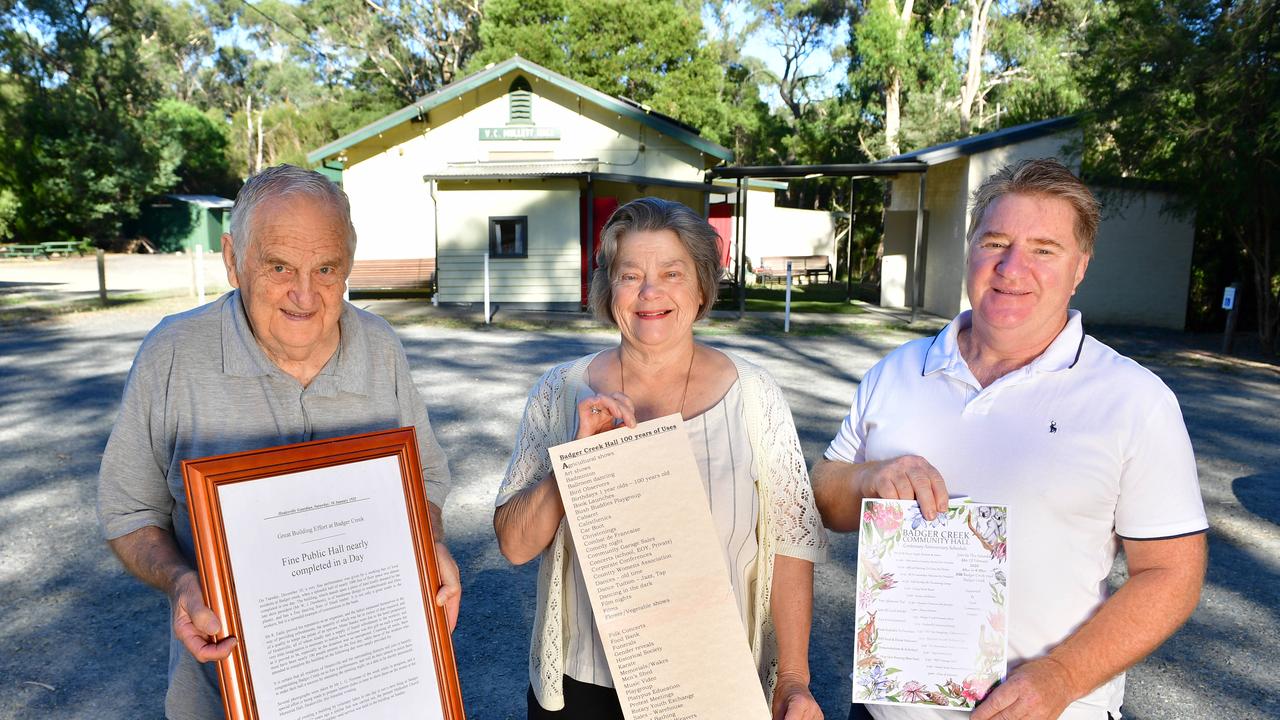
[[98, 164, 459, 719], [814, 158, 1207, 720]]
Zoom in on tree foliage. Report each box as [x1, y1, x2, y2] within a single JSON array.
[[0, 0, 181, 243], [1081, 0, 1280, 351]]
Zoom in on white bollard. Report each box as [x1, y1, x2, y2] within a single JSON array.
[[483, 252, 491, 325], [784, 261, 793, 333]]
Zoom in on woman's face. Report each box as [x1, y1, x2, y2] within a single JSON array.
[[610, 228, 704, 352]]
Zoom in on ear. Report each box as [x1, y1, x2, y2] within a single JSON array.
[[1071, 253, 1091, 294], [221, 235, 240, 289]]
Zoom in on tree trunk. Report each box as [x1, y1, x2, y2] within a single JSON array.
[[255, 112, 264, 174], [883, 0, 915, 158], [1254, 213, 1278, 355], [958, 0, 994, 130], [885, 70, 902, 156], [244, 95, 254, 175]]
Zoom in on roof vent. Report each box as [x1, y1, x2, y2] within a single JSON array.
[[508, 76, 533, 126]]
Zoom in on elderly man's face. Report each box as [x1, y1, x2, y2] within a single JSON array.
[[223, 195, 350, 367], [966, 192, 1089, 348]]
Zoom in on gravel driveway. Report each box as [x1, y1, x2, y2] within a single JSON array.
[[1, 297, 1276, 718]]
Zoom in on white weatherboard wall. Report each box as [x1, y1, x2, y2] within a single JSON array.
[[434, 182, 581, 305], [1073, 190, 1192, 329]]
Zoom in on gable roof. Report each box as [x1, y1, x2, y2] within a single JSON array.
[[878, 116, 1078, 166], [306, 56, 733, 165]]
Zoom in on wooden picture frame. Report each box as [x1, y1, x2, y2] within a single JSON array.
[[182, 427, 465, 720]]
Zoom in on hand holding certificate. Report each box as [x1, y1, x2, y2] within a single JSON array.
[[852, 499, 1009, 711], [550, 415, 770, 720], [182, 428, 464, 720]]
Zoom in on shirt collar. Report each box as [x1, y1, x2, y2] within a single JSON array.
[[923, 309, 1086, 377], [220, 290, 372, 396]]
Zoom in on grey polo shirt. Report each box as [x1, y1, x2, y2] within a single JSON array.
[[98, 290, 450, 720]]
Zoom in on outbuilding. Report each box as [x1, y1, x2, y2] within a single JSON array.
[[878, 117, 1195, 329], [126, 194, 232, 253]]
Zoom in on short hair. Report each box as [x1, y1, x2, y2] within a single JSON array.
[[588, 197, 723, 325], [227, 164, 356, 273], [967, 158, 1101, 255]]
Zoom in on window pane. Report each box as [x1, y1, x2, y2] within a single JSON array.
[[491, 218, 527, 257]]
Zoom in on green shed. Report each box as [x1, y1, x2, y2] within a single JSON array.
[[127, 194, 233, 253]]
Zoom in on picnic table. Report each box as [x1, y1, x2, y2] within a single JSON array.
[[0, 244, 47, 259], [40, 240, 88, 257]]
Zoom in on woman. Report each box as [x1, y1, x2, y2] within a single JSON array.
[[495, 197, 827, 719]]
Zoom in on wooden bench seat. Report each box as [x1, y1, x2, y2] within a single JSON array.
[[755, 255, 832, 285], [347, 258, 436, 290]]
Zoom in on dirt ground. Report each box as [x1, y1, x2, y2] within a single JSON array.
[[1, 288, 1277, 719]]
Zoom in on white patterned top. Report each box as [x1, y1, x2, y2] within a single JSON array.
[[497, 350, 828, 710]]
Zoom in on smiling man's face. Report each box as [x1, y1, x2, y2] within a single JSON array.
[[965, 192, 1090, 350], [223, 194, 351, 368]]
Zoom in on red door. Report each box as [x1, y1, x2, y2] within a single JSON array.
[[708, 203, 734, 270], [581, 196, 619, 306]]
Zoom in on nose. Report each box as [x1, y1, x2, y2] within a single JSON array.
[[288, 273, 317, 309], [995, 246, 1029, 278], [638, 277, 661, 299]]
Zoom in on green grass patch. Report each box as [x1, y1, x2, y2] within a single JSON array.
[[714, 283, 865, 314]]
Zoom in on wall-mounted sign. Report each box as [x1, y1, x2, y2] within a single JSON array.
[[480, 127, 561, 141]]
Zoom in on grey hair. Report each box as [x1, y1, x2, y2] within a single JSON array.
[[967, 157, 1101, 255], [588, 197, 723, 325], [227, 164, 356, 272]]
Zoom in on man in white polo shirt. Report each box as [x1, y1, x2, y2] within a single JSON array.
[[814, 158, 1207, 720]]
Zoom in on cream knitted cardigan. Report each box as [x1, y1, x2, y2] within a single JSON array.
[[497, 350, 828, 711]]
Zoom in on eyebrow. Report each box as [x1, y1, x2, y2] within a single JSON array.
[[975, 232, 1067, 249]]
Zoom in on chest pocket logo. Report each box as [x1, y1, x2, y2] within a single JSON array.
[[1049, 421, 1058, 434]]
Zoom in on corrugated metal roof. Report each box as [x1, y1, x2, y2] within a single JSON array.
[[428, 159, 601, 177], [166, 194, 234, 209], [878, 116, 1078, 166]]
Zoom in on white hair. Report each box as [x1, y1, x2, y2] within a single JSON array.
[[227, 164, 356, 272]]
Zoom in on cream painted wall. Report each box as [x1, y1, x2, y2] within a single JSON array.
[[750, 207, 837, 261], [882, 160, 965, 315], [1073, 190, 1193, 329], [881, 132, 1079, 314], [343, 155, 436, 260], [880, 134, 1193, 328], [434, 182, 581, 305]]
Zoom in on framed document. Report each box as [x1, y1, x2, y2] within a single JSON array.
[[852, 498, 1009, 711], [182, 427, 464, 720]]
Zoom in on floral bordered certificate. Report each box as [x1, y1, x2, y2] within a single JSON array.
[[851, 499, 1009, 711]]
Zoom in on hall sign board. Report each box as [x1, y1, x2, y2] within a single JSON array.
[[479, 127, 561, 141]]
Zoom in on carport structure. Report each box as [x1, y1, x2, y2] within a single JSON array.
[[706, 162, 928, 320]]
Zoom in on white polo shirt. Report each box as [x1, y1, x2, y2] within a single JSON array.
[[827, 310, 1207, 720]]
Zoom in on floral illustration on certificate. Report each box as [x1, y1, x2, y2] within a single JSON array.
[[852, 498, 1008, 710]]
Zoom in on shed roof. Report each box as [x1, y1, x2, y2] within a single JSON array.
[[878, 116, 1077, 166], [307, 56, 733, 166], [165, 194, 234, 209]]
